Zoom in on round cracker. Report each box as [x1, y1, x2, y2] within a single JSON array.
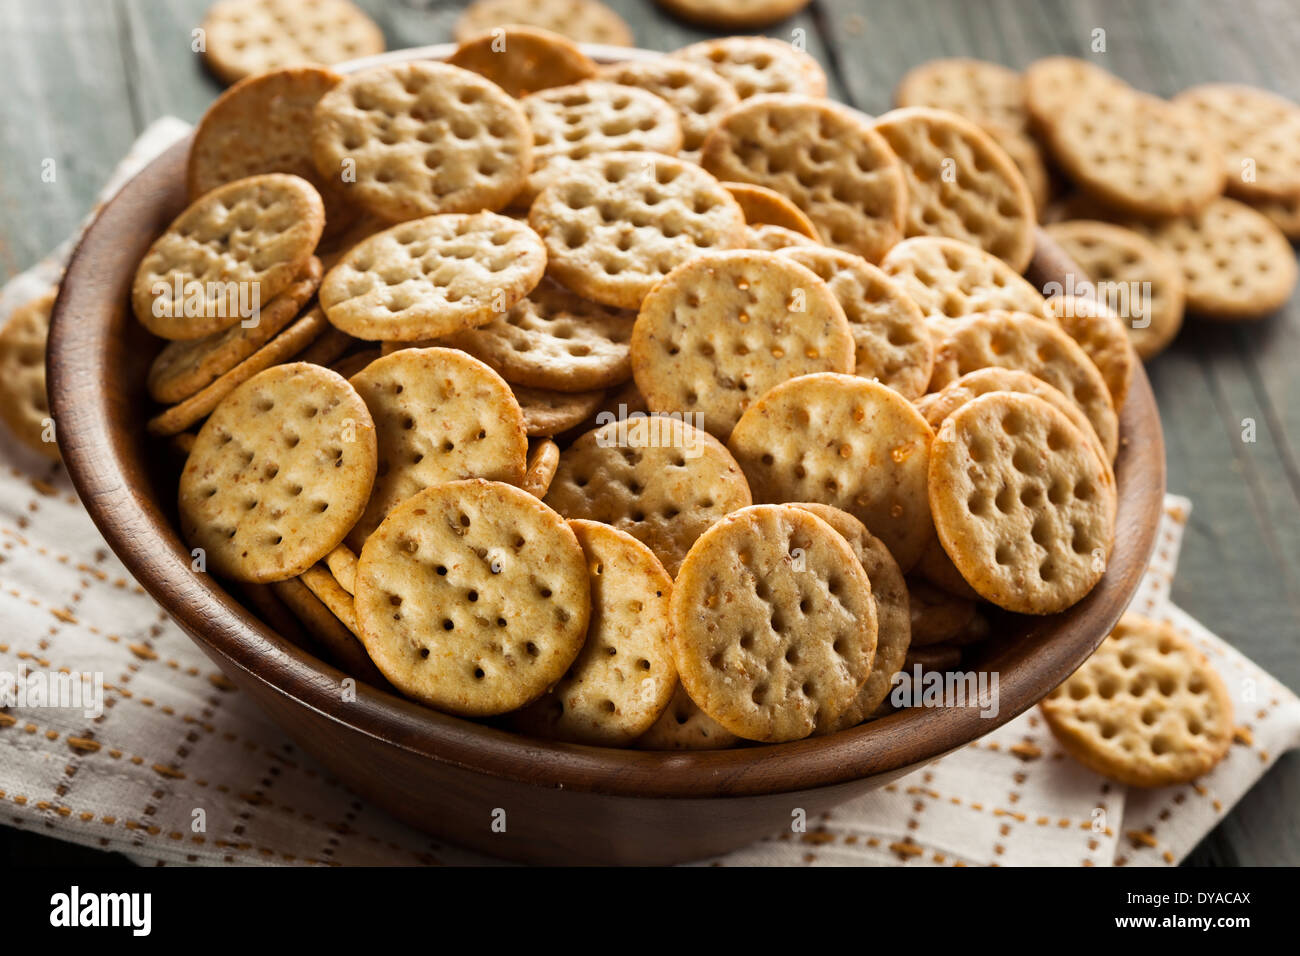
[[791, 503, 911, 734], [310, 61, 533, 221], [636, 682, 739, 750], [871, 107, 1037, 273], [147, 256, 322, 404], [598, 57, 740, 163], [671, 503, 878, 742], [1045, 294, 1136, 412], [447, 26, 597, 98], [928, 392, 1116, 614], [778, 246, 934, 400], [630, 250, 855, 440], [746, 223, 821, 251], [444, 279, 636, 392], [673, 37, 828, 100], [544, 415, 753, 576], [723, 182, 820, 239], [513, 385, 606, 437], [702, 94, 906, 261], [895, 58, 1029, 132], [319, 212, 546, 341], [529, 151, 746, 310], [132, 173, 324, 340], [353, 479, 590, 717], [654, 0, 810, 30], [178, 362, 377, 582], [1023, 56, 1131, 134], [516, 519, 676, 745], [1174, 83, 1300, 204], [726, 372, 935, 571], [0, 290, 59, 460], [1041, 614, 1233, 787], [1043, 219, 1186, 360], [201, 0, 384, 86], [454, 0, 634, 47], [929, 311, 1120, 462], [345, 347, 528, 551]]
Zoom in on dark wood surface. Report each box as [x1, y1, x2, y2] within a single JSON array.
[[3, 0, 1297, 865]]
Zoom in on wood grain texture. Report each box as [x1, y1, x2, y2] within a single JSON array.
[[2, 0, 1295, 865]]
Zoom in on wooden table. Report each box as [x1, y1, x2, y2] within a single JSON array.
[[1, 0, 1296, 866]]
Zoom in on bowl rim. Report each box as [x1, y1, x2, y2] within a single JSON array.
[[46, 42, 1167, 801]]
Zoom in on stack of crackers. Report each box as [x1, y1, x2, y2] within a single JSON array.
[[18, 12, 1269, 783]]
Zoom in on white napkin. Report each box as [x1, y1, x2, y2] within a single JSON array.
[[1, 120, 1297, 867]]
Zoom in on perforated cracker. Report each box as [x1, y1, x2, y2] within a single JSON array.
[[915, 366, 1109, 478], [1045, 294, 1135, 412], [702, 94, 906, 261], [1251, 192, 1300, 240], [522, 81, 684, 204], [529, 151, 746, 309], [1043, 220, 1185, 360], [201, 0, 384, 86], [311, 61, 533, 222], [133, 173, 324, 340], [727, 373, 934, 571], [178, 362, 377, 582], [671, 504, 877, 742], [444, 279, 635, 392], [871, 107, 1036, 272], [792, 503, 910, 734], [928, 392, 1116, 614], [630, 250, 854, 440], [513, 385, 605, 436], [353, 479, 590, 717], [674, 37, 828, 99], [0, 290, 58, 460], [516, 520, 676, 745], [1041, 614, 1233, 787], [448, 26, 597, 98], [345, 347, 528, 550], [1112, 197, 1298, 321], [521, 439, 560, 498], [1174, 83, 1300, 203], [454, 0, 634, 46], [188, 67, 358, 238], [723, 181, 820, 239], [147, 305, 330, 438], [636, 683, 739, 750], [1023, 57, 1130, 134], [1039, 89, 1224, 218], [654, 0, 811, 30], [929, 311, 1118, 461], [599, 57, 740, 163], [746, 224, 820, 250], [544, 415, 752, 576], [147, 256, 322, 404], [778, 246, 934, 400], [880, 236, 1051, 330], [319, 212, 546, 341], [895, 58, 1029, 133]]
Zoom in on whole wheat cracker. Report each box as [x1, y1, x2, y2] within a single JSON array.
[[1045, 294, 1135, 412], [778, 245, 934, 400], [529, 151, 746, 310], [726, 372, 935, 571], [345, 347, 528, 551], [319, 212, 546, 341], [444, 278, 635, 392], [544, 414, 753, 576], [670, 503, 878, 742], [268, 576, 390, 687], [906, 578, 976, 646], [598, 58, 741, 163], [454, 0, 634, 47], [723, 181, 821, 239], [521, 439, 561, 498], [1174, 83, 1300, 203], [673, 37, 828, 99], [871, 107, 1037, 273], [201, 0, 384, 86], [0, 290, 59, 460], [630, 249, 855, 440], [515, 519, 676, 745], [325, 543, 358, 594], [513, 384, 606, 436], [178, 361, 377, 582], [928, 391, 1116, 614], [745, 223, 821, 250], [654, 0, 810, 30], [1023, 57, 1130, 135], [912, 534, 979, 600], [701, 94, 906, 261], [133, 173, 324, 340], [895, 58, 1029, 133], [636, 682, 739, 750], [448, 26, 597, 98], [353, 479, 590, 716], [1041, 614, 1233, 787], [311, 62, 533, 222]]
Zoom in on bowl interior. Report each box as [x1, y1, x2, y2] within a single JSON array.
[[46, 45, 1166, 800]]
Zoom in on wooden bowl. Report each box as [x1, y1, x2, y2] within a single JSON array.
[[46, 44, 1165, 865]]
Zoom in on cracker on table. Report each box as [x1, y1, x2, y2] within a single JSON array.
[[454, 0, 634, 47], [673, 37, 828, 99], [1174, 83, 1300, 203], [513, 384, 605, 437], [447, 26, 597, 98]]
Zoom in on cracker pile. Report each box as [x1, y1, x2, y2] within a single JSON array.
[[107, 29, 1277, 767]]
